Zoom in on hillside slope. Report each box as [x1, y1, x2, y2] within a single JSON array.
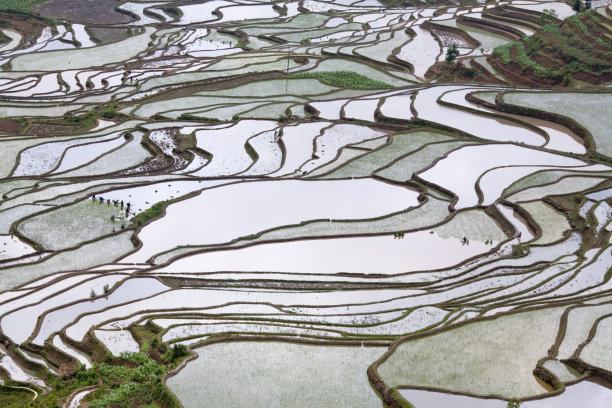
[[488, 10, 612, 86]]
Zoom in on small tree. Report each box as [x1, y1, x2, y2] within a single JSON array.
[[445, 43, 459, 64], [539, 9, 558, 25], [90, 289, 96, 298], [171, 344, 188, 361], [573, 0, 582, 12], [585, 0, 591, 9]]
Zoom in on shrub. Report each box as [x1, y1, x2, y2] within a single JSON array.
[[171, 344, 188, 360], [494, 43, 513, 64], [445, 43, 459, 64]]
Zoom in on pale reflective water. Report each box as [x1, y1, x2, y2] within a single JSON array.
[[400, 378, 612, 408]]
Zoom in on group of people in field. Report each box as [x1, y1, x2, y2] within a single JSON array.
[[92, 194, 131, 221]]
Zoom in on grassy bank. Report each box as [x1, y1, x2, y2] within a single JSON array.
[[0, 0, 46, 12], [290, 71, 393, 89], [491, 10, 612, 85]]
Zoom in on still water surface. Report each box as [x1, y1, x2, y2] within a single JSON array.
[[400, 378, 612, 408]]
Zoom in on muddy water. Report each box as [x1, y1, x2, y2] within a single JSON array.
[[400, 378, 612, 408]]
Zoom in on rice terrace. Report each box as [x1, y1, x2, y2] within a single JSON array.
[[0, 0, 611, 406]]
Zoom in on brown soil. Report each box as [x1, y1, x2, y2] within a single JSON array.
[[0, 119, 22, 133], [88, 26, 130, 44], [36, 0, 135, 25], [27, 122, 79, 135], [117, 157, 170, 176], [425, 61, 505, 84], [0, 13, 46, 40], [488, 12, 612, 87]]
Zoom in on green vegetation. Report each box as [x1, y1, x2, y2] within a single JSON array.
[[5, 364, 99, 408], [290, 71, 393, 89], [30, 101, 131, 132], [177, 113, 221, 122], [492, 11, 612, 85], [0, 0, 45, 12], [0, 385, 39, 408], [132, 202, 166, 227], [445, 43, 459, 64], [512, 244, 528, 256], [1, 1, 612, 407], [2, 351, 186, 408], [89, 352, 178, 408], [132, 192, 198, 227], [538, 9, 559, 25]]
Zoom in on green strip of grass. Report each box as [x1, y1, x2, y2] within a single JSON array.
[[133, 202, 166, 227], [132, 192, 199, 227], [290, 71, 394, 89], [0, 0, 46, 12]]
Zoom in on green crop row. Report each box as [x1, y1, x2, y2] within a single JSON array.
[[290, 71, 393, 89], [0, 0, 46, 12]]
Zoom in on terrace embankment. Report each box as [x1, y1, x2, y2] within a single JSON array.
[[488, 11, 612, 86]]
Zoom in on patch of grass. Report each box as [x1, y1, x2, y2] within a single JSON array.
[[132, 201, 165, 227], [96, 353, 163, 384], [132, 192, 198, 227], [0, 385, 37, 408], [32, 101, 131, 132], [6, 364, 100, 408], [495, 43, 512, 64], [0, 0, 46, 12], [290, 71, 393, 89], [87, 352, 182, 408], [177, 113, 221, 122], [492, 10, 612, 85]]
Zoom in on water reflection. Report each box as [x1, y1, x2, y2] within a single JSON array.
[[400, 378, 612, 408]]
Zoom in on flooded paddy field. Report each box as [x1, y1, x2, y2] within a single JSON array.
[[0, 0, 611, 407]]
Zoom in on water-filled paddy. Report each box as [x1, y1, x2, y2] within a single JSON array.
[[125, 178, 421, 262], [401, 378, 612, 408], [167, 342, 386, 408], [0, 1, 611, 406]]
